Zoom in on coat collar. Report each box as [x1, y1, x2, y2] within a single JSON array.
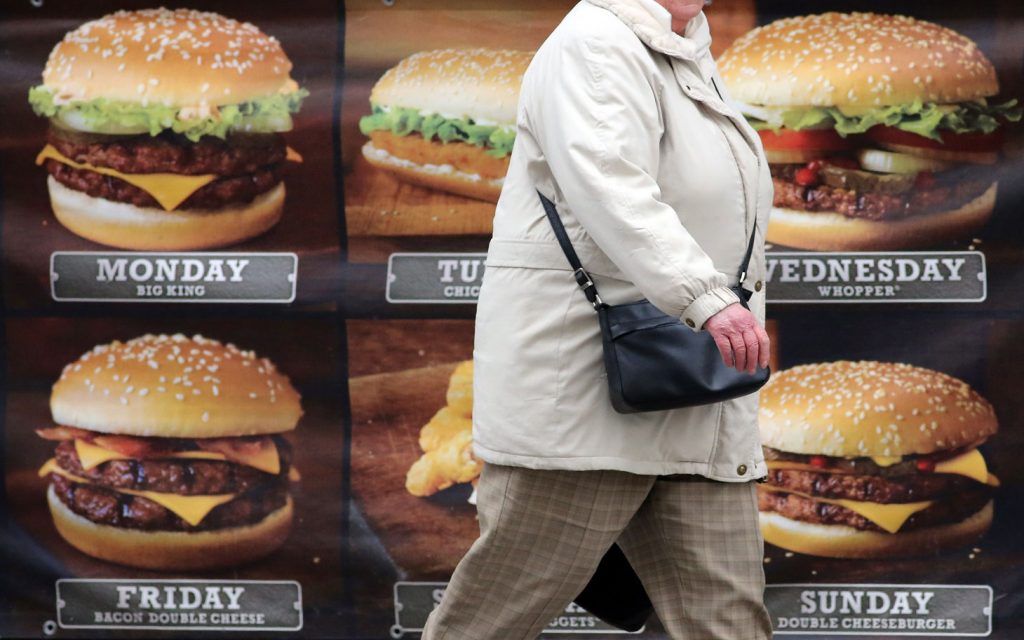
[[584, 0, 714, 80]]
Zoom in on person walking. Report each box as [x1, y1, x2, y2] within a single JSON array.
[[422, 0, 774, 638]]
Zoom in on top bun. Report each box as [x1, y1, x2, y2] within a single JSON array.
[[718, 12, 998, 109], [370, 48, 533, 125], [759, 361, 997, 457], [42, 8, 298, 107], [51, 334, 303, 439]]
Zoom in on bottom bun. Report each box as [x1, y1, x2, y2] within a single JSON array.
[[759, 500, 993, 559], [362, 141, 503, 203], [48, 485, 293, 570], [766, 182, 997, 251], [48, 177, 285, 250]]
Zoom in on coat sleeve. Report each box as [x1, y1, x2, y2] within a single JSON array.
[[526, 34, 739, 331]]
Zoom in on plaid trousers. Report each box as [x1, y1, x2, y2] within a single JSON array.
[[421, 463, 772, 639]]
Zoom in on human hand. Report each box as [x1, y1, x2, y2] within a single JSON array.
[[702, 303, 770, 373]]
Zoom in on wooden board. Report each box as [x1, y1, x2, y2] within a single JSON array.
[[349, 363, 480, 578], [344, 155, 497, 236]]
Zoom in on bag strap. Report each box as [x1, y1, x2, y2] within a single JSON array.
[[538, 190, 758, 309], [537, 191, 605, 309]]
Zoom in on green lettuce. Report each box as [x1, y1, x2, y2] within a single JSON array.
[[28, 85, 308, 142], [359, 104, 515, 158], [749, 98, 1022, 141]]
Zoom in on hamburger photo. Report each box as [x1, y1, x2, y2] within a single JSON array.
[[36, 333, 303, 570], [358, 48, 531, 202], [718, 12, 1021, 250], [29, 8, 307, 250], [757, 360, 999, 558]]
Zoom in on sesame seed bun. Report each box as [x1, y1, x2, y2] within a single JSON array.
[[47, 177, 284, 251], [766, 181, 997, 251], [760, 500, 992, 558], [41, 8, 298, 107], [759, 361, 998, 458], [718, 12, 999, 109], [361, 141, 504, 202], [370, 48, 531, 125], [48, 486, 293, 570], [50, 333, 303, 439]]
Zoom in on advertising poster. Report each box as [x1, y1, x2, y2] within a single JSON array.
[[1, 0, 1023, 638]]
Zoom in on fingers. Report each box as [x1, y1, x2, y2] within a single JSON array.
[[703, 304, 770, 372], [731, 332, 748, 372], [755, 323, 771, 369], [712, 332, 734, 368], [741, 328, 759, 373]]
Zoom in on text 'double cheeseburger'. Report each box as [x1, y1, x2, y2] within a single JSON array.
[[29, 8, 308, 250], [757, 361, 999, 559], [358, 48, 532, 202], [719, 12, 1021, 251], [37, 334, 303, 570]]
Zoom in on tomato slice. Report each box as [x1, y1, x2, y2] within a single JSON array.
[[758, 127, 855, 152], [866, 125, 1005, 153]]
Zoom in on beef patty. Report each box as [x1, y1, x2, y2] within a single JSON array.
[[48, 127, 287, 176], [53, 437, 291, 495], [763, 467, 975, 503], [770, 164, 994, 220], [46, 160, 283, 210], [51, 472, 288, 531], [758, 485, 992, 533]]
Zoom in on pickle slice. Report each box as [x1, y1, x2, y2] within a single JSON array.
[[819, 165, 916, 194]]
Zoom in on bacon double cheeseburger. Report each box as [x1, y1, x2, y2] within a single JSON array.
[[758, 361, 999, 558], [37, 334, 303, 570], [719, 12, 1021, 250], [29, 8, 307, 250], [358, 48, 531, 202]]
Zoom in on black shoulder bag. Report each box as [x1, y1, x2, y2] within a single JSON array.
[[537, 191, 770, 414]]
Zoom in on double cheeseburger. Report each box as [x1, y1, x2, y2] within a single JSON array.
[[37, 334, 303, 570], [29, 8, 307, 250], [719, 12, 1021, 250], [358, 48, 532, 202], [758, 361, 999, 558]]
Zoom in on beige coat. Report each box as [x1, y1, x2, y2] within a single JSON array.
[[472, 0, 774, 481]]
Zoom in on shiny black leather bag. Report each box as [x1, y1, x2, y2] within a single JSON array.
[[538, 191, 770, 414]]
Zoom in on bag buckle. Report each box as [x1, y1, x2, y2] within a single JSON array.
[[573, 267, 605, 309]]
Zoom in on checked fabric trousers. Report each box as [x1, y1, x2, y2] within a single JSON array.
[[421, 462, 773, 639]]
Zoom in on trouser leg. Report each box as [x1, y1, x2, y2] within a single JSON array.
[[617, 477, 773, 640], [421, 462, 654, 640]]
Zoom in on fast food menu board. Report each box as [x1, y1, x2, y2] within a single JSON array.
[[0, 0, 1023, 638]]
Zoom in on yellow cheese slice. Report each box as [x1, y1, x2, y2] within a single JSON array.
[[933, 449, 989, 484], [288, 467, 301, 482], [760, 484, 933, 534], [74, 439, 127, 470], [831, 497, 933, 534], [36, 144, 216, 211], [286, 147, 303, 162], [871, 456, 902, 467], [73, 438, 280, 475], [39, 458, 236, 527]]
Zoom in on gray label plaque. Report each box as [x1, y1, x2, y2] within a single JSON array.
[[766, 583, 992, 636], [51, 252, 297, 303], [766, 251, 985, 303], [386, 253, 486, 303], [391, 582, 641, 636], [55, 579, 302, 631], [387, 251, 985, 304]]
